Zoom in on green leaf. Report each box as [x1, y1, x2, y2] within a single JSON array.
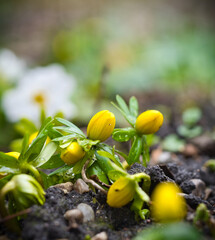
[[39, 171, 56, 189], [0, 152, 19, 168], [52, 133, 82, 142], [0, 166, 20, 174], [19, 134, 30, 162], [111, 101, 136, 126], [95, 152, 126, 179], [127, 136, 142, 165], [25, 135, 47, 162], [129, 96, 139, 117], [48, 164, 72, 176], [14, 118, 37, 135], [72, 155, 88, 174], [182, 107, 202, 127], [0, 174, 13, 189], [134, 222, 203, 240], [116, 95, 130, 115], [162, 134, 185, 152], [24, 117, 54, 161], [177, 125, 202, 138], [55, 117, 85, 137], [107, 170, 126, 181], [78, 138, 100, 152], [96, 150, 123, 168], [112, 128, 136, 142], [39, 154, 64, 169], [87, 162, 109, 185], [30, 142, 58, 168]]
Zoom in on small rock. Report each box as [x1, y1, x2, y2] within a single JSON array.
[[77, 203, 95, 222], [151, 148, 178, 165], [182, 144, 198, 157], [73, 179, 90, 194], [64, 209, 84, 228], [204, 188, 212, 200], [190, 135, 215, 155], [53, 182, 73, 194], [190, 179, 206, 198], [91, 232, 108, 240]]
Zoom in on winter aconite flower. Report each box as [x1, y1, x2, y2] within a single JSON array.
[[87, 110, 116, 142], [151, 182, 186, 222], [135, 110, 163, 135], [107, 176, 136, 208], [2, 64, 76, 124], [61, 142, 85, 165]]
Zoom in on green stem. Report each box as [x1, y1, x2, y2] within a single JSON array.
[[22, 164, 43, 186], [0, 181, 20, 233]]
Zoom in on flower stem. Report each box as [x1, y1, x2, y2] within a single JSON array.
[[81, 159, 107, 195]]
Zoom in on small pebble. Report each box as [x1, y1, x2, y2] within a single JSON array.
[[190, 179, 206, 198], [64, 209, 84, 228], [53, 182, 73, 194], [73, 179, 90, 194], [151, 148, 178, 165], [77, 203, 95, 222], [91, 232, 108, 240], [182, 144, 198, 157]]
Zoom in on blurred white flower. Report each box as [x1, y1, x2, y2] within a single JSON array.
[[0, 49, 26, 82], [2, 64, 76, 124]]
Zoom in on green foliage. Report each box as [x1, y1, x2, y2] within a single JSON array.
[[177, 107, 202, 139], [204, 159, 215, 172], [133, 222, 203, 240], [162, 134, 185, 152]]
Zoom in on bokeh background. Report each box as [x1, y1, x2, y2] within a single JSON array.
[[0, 0, 215, 150]]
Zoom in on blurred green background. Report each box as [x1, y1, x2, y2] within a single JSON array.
[[0, 0, 215, 150]]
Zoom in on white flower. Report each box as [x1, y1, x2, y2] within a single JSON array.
[[2, 64, 76, 124], [0, 49, 26, 82]]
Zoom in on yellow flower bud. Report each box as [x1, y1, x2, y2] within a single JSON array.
[[5, 152, 20, 159], [135, 110, 163, 135], [60, 141, 85, 165], [29, 131, 51, 145], [151, 182, 186, 222], [107, 176, 136, 208], [87, 110, 116, 142]]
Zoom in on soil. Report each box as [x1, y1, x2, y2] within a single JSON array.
[[1, 93, 215, 240]]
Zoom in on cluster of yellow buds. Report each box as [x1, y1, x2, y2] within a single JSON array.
[[61, 141, 85, 165], [87, 110, 116, 142], [151, 182, 187, 222], [135, 110, 164, 135]]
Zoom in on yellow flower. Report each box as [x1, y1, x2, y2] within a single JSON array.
[[135, 110, 163, 135], [151, 182, 186, 222], [5, 151, 20, 159], [61, 141, 85, 165], [107, 176, 136, 208], [87, 110, 116, 142], [29, 131, 51, 145]]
